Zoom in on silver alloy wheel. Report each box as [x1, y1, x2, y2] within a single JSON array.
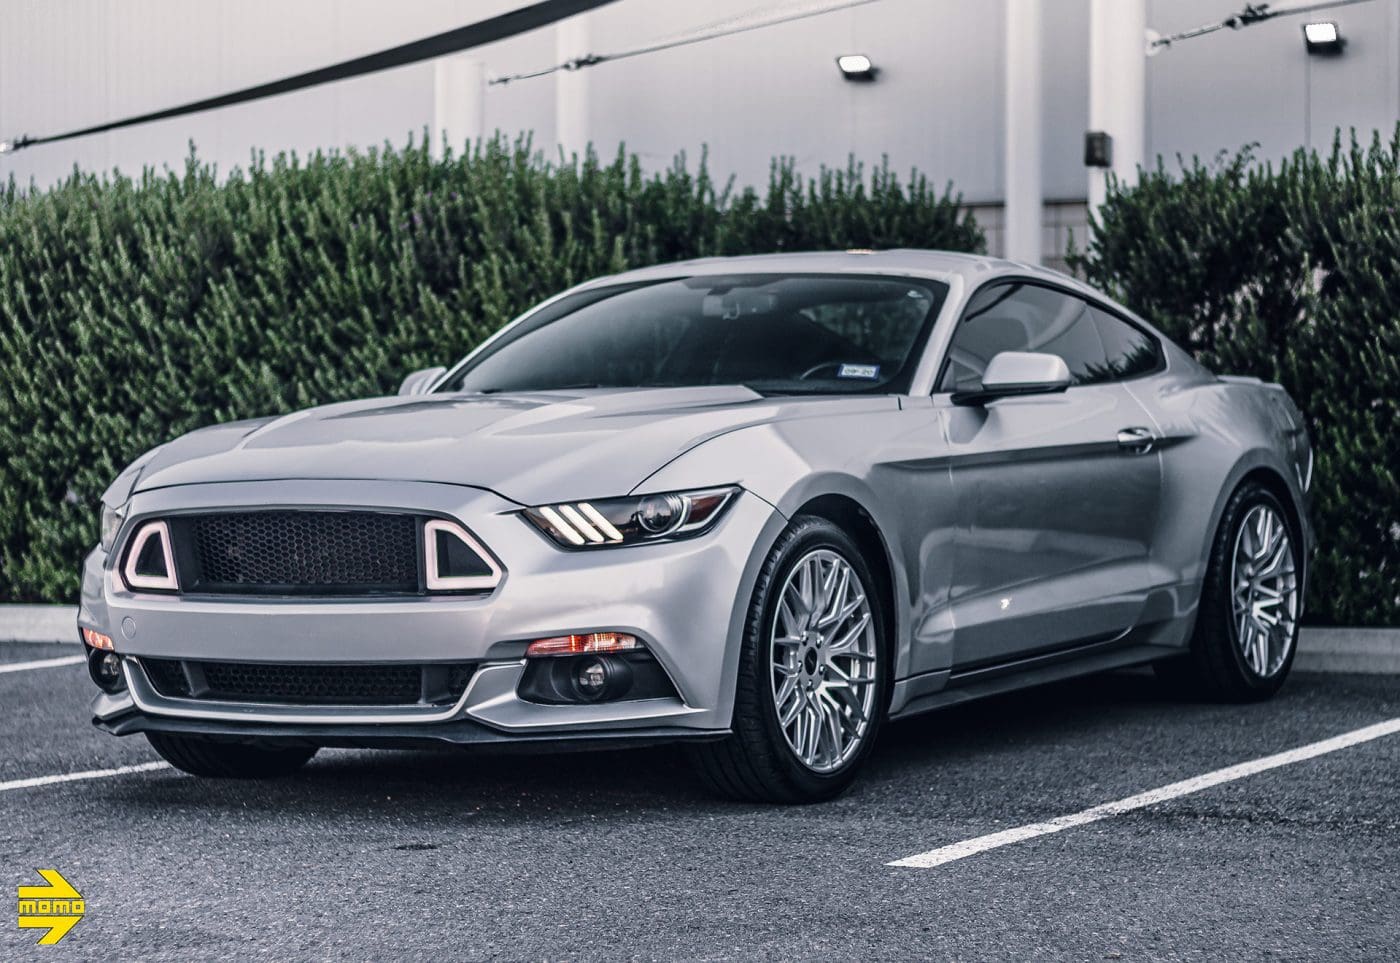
[[769, 548, 879, 773], [1230, 504, 1299, 678]]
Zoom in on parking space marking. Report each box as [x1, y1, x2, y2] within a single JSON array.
[[889, 717, 1400, 869], [0, 654, 84, 674], [0, 761, 169, 794]]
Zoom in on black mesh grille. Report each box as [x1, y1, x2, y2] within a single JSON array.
[[141, 659, 476, 706], [143, 657, 189, 696], [175, 511, 421, 595], [203, 661, 420, 704]]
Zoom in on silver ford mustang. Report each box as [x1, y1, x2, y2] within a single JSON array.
[[81, 251, 1313, 802]]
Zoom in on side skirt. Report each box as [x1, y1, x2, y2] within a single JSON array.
[[887, 637, 1166, 722]]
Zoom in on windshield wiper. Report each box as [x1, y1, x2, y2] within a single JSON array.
[[477, 383, 608, 394], [740, 383, 831, 397]]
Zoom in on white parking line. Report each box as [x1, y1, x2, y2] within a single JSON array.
[[889, 717, 1400, 869], [0, 654, 84, 674], [0, 761, 170, 793]]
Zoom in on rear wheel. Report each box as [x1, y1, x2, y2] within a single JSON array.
[[690, 516, 888, 803], [1155, 481, 1302, 701], [146, 733, 317, 779]]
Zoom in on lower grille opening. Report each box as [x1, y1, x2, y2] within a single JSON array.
[[141, 659, 476, 707]]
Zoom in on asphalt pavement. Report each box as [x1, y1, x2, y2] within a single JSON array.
[[1, 642, 1396, 961]]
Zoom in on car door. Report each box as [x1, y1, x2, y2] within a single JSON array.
[[937, 281, 1163, 668]]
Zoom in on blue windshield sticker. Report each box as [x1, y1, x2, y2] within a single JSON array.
[[837, 363, 880, 380]]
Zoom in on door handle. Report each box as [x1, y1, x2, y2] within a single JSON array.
[[1117, 426, 1155, 454]]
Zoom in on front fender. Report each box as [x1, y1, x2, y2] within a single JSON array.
[[634, 417, 930, 683]]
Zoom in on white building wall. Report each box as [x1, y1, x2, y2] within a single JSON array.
[[2, 0, 1396, 216], [1147, 0, 1400, 163]]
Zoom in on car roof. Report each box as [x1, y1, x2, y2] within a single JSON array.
[[578, 249, 1096, 296], [572, 249, 1158, 337]]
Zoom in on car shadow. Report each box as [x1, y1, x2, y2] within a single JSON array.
[[88, 668, 1196, 826], [878, 666, 1175, 756]]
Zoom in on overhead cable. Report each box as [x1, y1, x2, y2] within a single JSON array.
[[1149, 0, 1374, 51], [0, 0, 619, 155], [490, 0, 883, 85]]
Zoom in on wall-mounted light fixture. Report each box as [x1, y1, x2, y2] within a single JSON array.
[[1084, 131, 1114, 169], [1302, 21, 1345, 55], [836, 54, 877, 81]]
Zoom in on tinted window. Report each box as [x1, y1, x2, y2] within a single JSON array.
[[1087, 306, 1161, 381], [442, 275, 947, 396], [938, 283, 1107, 391]]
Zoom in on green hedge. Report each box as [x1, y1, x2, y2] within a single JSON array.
[[0, 137, 983, 603], [1070, 131, 1400, 626]]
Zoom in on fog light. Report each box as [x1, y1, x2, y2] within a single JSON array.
[[575, 658, 607, 699], [526, 631, 639, 657], [571, 655, 633, 702], [87, 649, 125, 693]]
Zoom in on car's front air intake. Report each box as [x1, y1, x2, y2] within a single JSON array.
[[172, 510, 420, 595], [141, 659, 476, 706]]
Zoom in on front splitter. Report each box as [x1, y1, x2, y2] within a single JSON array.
[[95, 710, 729, 754]]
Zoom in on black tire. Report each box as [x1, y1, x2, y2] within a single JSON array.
[[689, 516, 890, 804], [1154, 481, 1303, 702], [146, 732, 317, 779]]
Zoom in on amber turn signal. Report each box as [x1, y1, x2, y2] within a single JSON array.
[[82, 627, 115, 651], [525, 631, 639, 658]]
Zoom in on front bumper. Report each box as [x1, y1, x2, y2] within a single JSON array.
[[82, 479, 784, 743]]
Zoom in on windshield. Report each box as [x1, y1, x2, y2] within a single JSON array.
[[438, 274, 948, 396]]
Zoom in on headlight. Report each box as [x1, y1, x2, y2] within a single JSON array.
[[99, 502, 126, 552], [523, 487, 739, 549]]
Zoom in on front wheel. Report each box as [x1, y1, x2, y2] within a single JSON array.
[[1155, 481, 1303, 701], [146, 733, 317, 779], [690, 516, 888, 803]]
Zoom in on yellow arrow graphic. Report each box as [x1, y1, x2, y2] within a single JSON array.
[[17, 869, 84, 945], [18, 869, 80, 900]]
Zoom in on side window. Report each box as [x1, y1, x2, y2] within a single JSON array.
[[1087, 306, 1162, 382], [938, 282, 1107, 391]]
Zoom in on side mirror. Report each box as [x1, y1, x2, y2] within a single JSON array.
[[951, 351, 1071, 406], [398, 366, 447, 397]]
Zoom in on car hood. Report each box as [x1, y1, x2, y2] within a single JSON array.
[[128, 386, 894, 505]]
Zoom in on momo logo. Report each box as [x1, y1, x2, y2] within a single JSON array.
[[16, 869, 84, 945]]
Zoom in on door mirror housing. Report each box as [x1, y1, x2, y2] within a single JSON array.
[[398, 366, 447, 396], [951, 351, 1071, 406]]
